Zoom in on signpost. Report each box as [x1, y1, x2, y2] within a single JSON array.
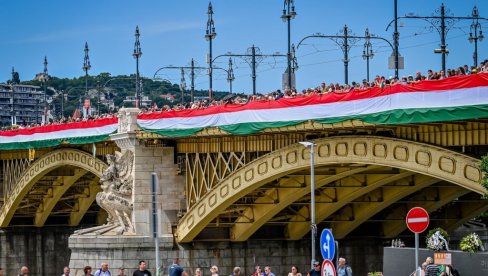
[[321, 259, 336, 276], [406, 207, 430, 275], [320, 229, 336, 276], [320, 229, 336, 261]]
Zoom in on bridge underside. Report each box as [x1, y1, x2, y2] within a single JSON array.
[[176, 136, 487, 242], [191, 164, 486, 241]]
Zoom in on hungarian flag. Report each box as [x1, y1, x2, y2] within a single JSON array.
[[0, 117, 118, 150], [137, 73, 488, 137]]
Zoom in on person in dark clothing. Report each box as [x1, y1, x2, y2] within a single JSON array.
[[133, 261, 151, 276], [307, 261, 321, 276]]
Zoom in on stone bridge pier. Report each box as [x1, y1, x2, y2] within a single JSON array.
[[68, 108, 187, 274]]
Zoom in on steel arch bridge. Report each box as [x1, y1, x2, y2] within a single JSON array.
[[0, 148, 108, 227], [176, 136, 486, 242]]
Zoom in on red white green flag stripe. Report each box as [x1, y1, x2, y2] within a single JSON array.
[[0, 117, 118, 150], [137, 73, 488, 137]]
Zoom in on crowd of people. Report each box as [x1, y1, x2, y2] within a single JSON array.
[[8, 258, 354, 276], [3, 60, 487, 132]]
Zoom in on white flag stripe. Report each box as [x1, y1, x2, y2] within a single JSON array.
[[407, 217, 428, 223]]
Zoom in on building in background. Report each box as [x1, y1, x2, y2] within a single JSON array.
[[0, 84, 44, 127]]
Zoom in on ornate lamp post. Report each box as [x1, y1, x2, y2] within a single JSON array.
[[469, 6, 484, 68], [43, 56, 49, 123], [133, 26, 143, 108], [82, 42, 91, 118], [281, 0, 296, 90], [205, 2, 217, 100], [362, 29, 374, 82]]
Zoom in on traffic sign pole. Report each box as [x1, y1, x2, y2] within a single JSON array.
[[406, 207, 430, 275]]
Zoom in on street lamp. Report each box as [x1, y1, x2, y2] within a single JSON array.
[[180, 68, 187, 103], [299, 141, 316, 270], [281, 0, 296, 90], [227, 57, 235, 94], [82, 42, 91, 119], [469, 6, 484, 68], [42, 56, 49, 124], [133, 26, 143, 108], [205, 2, 217, 100], [362, 28, 374, 82]]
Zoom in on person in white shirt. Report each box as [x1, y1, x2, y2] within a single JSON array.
[[61, 266, 73, 276]]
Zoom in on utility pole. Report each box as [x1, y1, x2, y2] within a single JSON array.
[[133, 26, 143, 108], [393, 0, 400, 79], [191, 59, 196, 102], [281, 0, 297, 90], [213, 46, 287, 95], [97, 80, 101, 116], [298, 28, 393, 84], [387, 3, 488, 72]]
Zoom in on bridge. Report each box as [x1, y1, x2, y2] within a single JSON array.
[[0, 74, 487, 244]]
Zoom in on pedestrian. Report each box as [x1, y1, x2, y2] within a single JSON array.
[[425, 257, 439, 276], [264, 267, 275, 276], [0, 267, 3, 276], [169, 258, 188, 276], [307, 261, 321, 276], [94, 262, 111, 276], [288, 266, 302, 276], [61, 266, 73, 276], [117, 268, 126, 276], [84, 266, 94, 276], [210, 266, 219, 276], [195, 268, 202, 276], [230, 267, 241, 276], [336, 258, 352, 276], [133, 261, 151, 276], [18, 266, 29, 276], [251, 266, 264, 276]]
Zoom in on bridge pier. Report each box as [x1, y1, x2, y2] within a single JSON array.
[[68, 108, 186, 274]]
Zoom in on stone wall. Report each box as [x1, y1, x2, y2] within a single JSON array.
[[68, 235, 384, 276], [0, 227, 74, 276]]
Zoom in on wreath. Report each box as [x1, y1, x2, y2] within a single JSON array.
[[460, 232, 485, 253], [426, 227, 450, 251]]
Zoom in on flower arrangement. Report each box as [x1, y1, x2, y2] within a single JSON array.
[[426, 228, 450, 251], [460, 232, 485, 253]]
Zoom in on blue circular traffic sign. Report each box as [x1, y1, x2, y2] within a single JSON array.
[[320, 229, 335, 261]]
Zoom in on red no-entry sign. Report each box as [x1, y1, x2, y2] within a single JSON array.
[[406, 207, 429, 233]]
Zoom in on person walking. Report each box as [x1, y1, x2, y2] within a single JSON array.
[[94, 262, 111, 276], [425, 257, 439, 276], [117, 268, 126, 276], [251, 266, 264, 276], [210, 266, 219, 276], [288, 266, 302, 276], [83, 266, 94, 276], [264, 267, 275, 276], [337, 257, 352, 276], [133, 261, 151, 276], [230, 267, 241, 276], [18, 266, 29, 276], [307, 261, 321, 276], [336, 258, 352, 276], [169, 258, 188, 276], [61, 266, 73, 276]]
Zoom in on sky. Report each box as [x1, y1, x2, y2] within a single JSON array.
[[0, 0, 487, 94]]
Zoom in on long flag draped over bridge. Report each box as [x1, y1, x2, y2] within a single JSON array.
[[138, 73, 488, 137], [2, 73, 488, 148], [0, 117, 118, 150]]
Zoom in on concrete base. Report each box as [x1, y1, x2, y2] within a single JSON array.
[[383, 247, 488, 275], [68, 234, 173, 275]]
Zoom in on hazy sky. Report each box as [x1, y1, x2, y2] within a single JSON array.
[[1, 0, 487, 94]]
